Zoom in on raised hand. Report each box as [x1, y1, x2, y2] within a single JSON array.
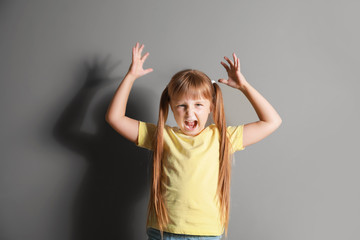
[[127, 42, 153, 79], [219, 53, 248, 90]]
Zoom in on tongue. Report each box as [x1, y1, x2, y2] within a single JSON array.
[[186, 121, 196, 128]]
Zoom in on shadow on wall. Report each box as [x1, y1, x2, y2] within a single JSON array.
[[52, 56, 153, 240]]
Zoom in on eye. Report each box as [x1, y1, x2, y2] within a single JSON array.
[[177, 105, 185, 108], [196, 104, 203, 106]]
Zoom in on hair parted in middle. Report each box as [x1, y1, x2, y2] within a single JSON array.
[[146, 69, 233, 240]]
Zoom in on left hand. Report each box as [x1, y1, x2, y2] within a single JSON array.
[[127, 42, 153, 79], [219, 53, 248, 90]]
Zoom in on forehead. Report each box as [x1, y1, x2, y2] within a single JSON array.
[[171, 95, 210, 104]]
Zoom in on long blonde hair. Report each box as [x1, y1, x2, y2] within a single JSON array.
[[146, 69, 233, 239]]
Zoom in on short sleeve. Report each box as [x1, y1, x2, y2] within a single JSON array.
[[136, 121, 157, 151], [227, 124, 245, 153]]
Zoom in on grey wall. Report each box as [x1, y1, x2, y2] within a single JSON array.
[[1, 0, 359, 240]]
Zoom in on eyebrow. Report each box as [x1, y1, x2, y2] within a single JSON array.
[[175, 100, 206, 104]]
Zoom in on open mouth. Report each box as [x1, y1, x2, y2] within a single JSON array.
[[184, 120, 197, 130]]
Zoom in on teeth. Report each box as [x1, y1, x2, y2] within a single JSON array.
[[185, 120, 197, 130]]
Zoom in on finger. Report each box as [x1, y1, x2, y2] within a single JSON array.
[[139, 44, 145, 55], [141, 52, 150, 62], [144, 68, 153, 75], [218, 78, 229, 85], [134, 42, 139, 57], [237, 58, 241, 71], [132, 46, 136, 60], [133, 43, 137, 56], [220, 61, 230, 72], [233, 53, 237, 69], [224, 56, 234, 67]]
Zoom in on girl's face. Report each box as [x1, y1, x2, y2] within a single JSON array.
[[170, 95, 212, 136]]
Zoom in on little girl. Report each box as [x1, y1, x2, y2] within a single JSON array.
[[106, 42, 282, 240]]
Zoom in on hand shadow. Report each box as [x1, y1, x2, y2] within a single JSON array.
[[52, 55, 154, 240]]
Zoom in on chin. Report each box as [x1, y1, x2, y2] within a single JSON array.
[[181, 126, 204, 136], [184, 131, 198, 136]]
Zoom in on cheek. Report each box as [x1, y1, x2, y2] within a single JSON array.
[[175, 110, 184, 116], [174, 110, 184, 120], [198, 108, 209, 114], [196, 110, 208, 120]]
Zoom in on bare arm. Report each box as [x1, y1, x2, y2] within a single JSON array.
[[219, 53, 282, 148], [238, 81, 282, 148], [105, 42, 153, 143]]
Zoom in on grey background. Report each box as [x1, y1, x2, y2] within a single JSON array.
[[1, 0, 359, 240]]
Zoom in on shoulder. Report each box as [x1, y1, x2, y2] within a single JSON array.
[[139, 121, 157, 131], [208, 124, 218, 132], [139, 121, 183, 131], [227, 124, 244, 133], [226, 124, 246, 152], [206, 123, 243, 133], [136, 121, 158, 150]]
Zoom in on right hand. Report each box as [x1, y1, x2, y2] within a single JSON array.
[[127, 42, 153, 79]]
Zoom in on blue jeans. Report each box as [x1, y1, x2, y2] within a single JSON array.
[[146, 227, 223, 240]]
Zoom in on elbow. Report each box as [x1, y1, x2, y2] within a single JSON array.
[[105, 114, 113, 124], [105, 109, 110, 122], [105, 110, 117, 123], [266, 118, 282, 130], [106, 114, 124, 125], [275, 117, 282, 129]]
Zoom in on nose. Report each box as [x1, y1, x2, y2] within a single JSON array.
[[185, 106, 195, 116]]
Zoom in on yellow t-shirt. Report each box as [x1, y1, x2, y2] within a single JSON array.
[[136, 121, 245, 236]]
